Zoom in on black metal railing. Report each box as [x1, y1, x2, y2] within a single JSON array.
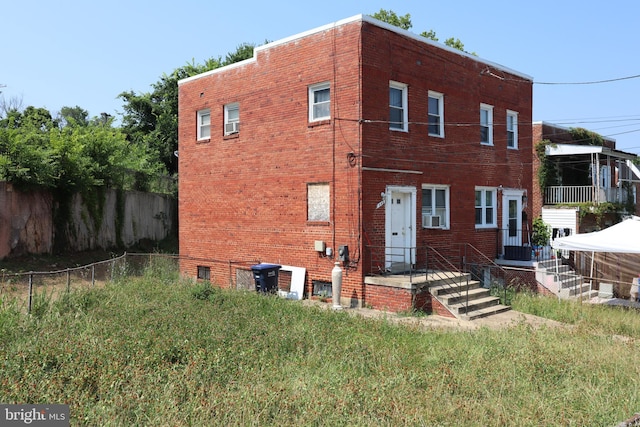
[[367, 245, 427, 283], [425, 245, 474, 311], [456, 243, 511, 305]]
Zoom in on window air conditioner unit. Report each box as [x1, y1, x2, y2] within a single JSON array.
[[423, 214, 441, 228], [225, 122, 239, 134]]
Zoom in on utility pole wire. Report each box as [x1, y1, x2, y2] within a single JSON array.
[[535, 74, 640, 85]]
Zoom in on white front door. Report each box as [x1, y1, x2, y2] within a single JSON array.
[[501, 189, 524, 249], [385, 187, 416, 271]]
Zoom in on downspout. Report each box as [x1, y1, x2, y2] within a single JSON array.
[[358, 21, 364, 298], [331, 22, 337, 259]]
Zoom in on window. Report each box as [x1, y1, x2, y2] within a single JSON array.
[[224, 103, 239, 135], [197, 266, 210, 280], [475, 187, 497, 228], [309, 83, 330, 122], [480, 103, 493, 145], [507, 110, 518, 149], [422, 185, 449, 228], [197, 109, 210, 140], [428, 91, 444, 137], [389, 81, 408, 131], [307, 183, 330, 222]]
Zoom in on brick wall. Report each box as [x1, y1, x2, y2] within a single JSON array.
[[178, 22, 364, 301], [359, 22, 532, 264]]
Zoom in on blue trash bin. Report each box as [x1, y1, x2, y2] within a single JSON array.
[[250, 264, 281, 293]]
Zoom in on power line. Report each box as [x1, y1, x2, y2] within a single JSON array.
[[484, 68, 640, 86], [535, 74, 640, 85]]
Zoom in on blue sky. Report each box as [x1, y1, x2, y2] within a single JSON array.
[[3, 0, 640, 153]]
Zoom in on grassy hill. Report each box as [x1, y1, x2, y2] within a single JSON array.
[[1, 260, 639, 425]]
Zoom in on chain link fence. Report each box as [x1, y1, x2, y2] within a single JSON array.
[[0, 253, 180, 314]]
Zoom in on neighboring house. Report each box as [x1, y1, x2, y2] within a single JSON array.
[[531, 122, 640, 300], [177, 15, 533, 313], [532, 122, 640, 242]]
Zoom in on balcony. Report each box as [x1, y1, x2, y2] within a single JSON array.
[[544, 185, 630, 205]]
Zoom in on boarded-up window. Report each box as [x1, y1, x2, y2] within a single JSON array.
[[308, 183, 330, 222]]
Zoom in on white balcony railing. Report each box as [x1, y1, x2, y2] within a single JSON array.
[[544, 186, 627, 205]]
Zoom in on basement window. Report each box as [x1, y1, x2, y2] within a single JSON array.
[[197, 266, 210, 280]]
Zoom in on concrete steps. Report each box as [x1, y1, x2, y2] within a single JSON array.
[[429, 274, 511, 320], [536, 259, 594, 300]]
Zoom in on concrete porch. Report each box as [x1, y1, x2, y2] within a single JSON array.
[[364, 270, 511, 320]]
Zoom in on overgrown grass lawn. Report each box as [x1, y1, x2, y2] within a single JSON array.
[[1, 267, 639, 426]]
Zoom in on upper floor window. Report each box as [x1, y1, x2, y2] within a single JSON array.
[[428, 91, 444, 137], [309, 83, 330, 122], [197, 109, 211, 140], [422, 185, 449, 229], [480, 103, 493, 145], [506, 110, 518, 149], [475, 187, 497, 228], [389, 81, 408, 132], [224, 103, 239, 135]]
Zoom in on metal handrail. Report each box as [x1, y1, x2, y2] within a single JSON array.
[[456, 243, 512, 305], [425, 245, 472, 313]]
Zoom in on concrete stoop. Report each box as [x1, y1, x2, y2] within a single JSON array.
[[429, 274, 511, 320]]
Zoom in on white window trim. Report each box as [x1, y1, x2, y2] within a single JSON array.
[[480, 103, 493, 146], [308, 82, 330, 122], [197, 109, 211, 141], [389, 81, 408, 132], [475, 187, 497, 229], [421, 184, 450, 229], [506, 110, 518, 149], [224, 103, 239, 135], [428, 91, 444, 138]]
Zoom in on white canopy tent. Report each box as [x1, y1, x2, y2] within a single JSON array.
[[551, 216, 640, 299], [552, 216, 640, 253]]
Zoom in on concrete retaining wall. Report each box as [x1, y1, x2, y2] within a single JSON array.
[[0, 182, 176, 258]]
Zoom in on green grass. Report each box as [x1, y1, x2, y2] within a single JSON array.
[[1, 264, 640, 426]]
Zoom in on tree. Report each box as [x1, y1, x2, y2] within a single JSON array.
[[223, 43, 256, 65], [59, 106, 89, 127], [0, 106, 160, 190], [0, 94, 23, 120], [119, 44, 257, 175], [371, 9, 475, 55], [371, 9, 412, 30], [21, 106, 58, 131], [420, 30, 438, 42], [119, 59, 220, 175]]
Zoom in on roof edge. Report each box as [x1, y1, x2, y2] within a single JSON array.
[[179, 14, 533, 85]]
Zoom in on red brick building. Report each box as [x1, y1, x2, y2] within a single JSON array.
[[178, 15, 533, 310]]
